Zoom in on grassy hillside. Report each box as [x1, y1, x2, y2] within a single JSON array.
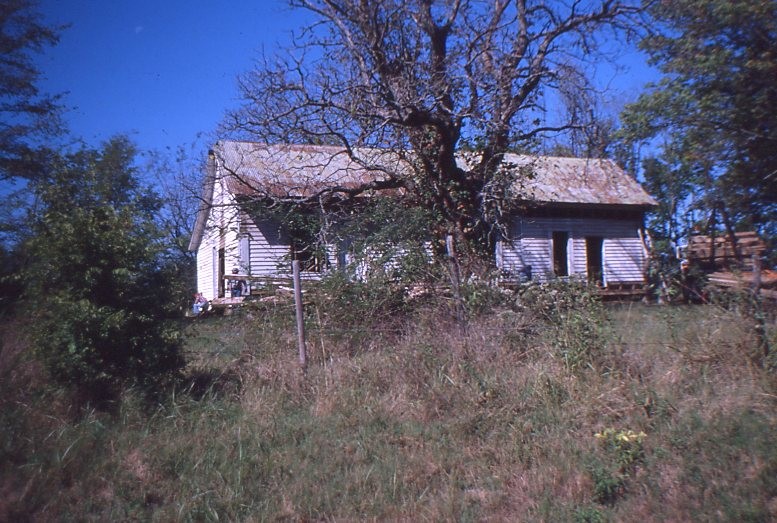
[[2, 283, 776, 521]]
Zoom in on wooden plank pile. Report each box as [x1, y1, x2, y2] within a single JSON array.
[[686, 231, 766, 269], [683, 231, 775, 299], [707, 270, 777, 299], [209, 296, 245, 309]]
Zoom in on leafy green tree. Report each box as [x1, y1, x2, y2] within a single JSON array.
[[24, 137, 184, 405], [0, 0, 62, 181], [621, 0, 777, 243], [0, 1, 63, 310], [639, 155, 694, 249]]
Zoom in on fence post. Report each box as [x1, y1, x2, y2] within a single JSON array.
[[751, 255, 769, 365], [446, 234, 466, 333], [292, 260, 307, 374], [752, 254, 762, 294]]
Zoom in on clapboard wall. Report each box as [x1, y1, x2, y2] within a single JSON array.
[[497, 214, 648, 285], [194, 172, 243, 300], [238, 212, 338, 281]]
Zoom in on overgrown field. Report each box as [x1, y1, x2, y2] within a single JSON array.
[[2, 283, 777, 521]]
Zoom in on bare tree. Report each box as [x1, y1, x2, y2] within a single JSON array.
[[148, 142, 208, 262], [224, 0, 644, 267], [552, 65, 619, 159]]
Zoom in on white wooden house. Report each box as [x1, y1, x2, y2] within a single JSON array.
[[188, 141, 656, 299]]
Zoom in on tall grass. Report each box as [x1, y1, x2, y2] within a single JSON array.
[[1, 284, 776, 521]]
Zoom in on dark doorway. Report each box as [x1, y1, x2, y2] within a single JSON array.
[[552, 231, 569, 277], [218, 248, 225, 298], [586, 236, 604, 286]]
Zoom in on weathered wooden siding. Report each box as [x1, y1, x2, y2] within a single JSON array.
[[195, 227, 217, 300], [498, 215, 647, 285], [602, 237, 645, 284], [194, 167, 242, 300], [239, 213, 340, 281], [239, 214, 289, 277], [200, 204, 647, 293]]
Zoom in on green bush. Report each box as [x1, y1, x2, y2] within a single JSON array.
[[460, 278, 514, 316], [24, 138, 184, 405], [311, 271, 410, 332], [588, 428, 647, 505]]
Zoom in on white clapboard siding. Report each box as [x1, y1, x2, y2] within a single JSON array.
[[498, 215, 646, 285], [346, 242, 433, 280], [570, 237, 587, 275], [195, 227, 217, 300], [241, 219, 290, 277], [603, 238, 645, 283], [240, 216, 338, 281], [193, 171, 245, 300]]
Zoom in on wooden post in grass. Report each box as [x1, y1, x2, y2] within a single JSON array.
[[752, 254, 762, 294], [446, 234, 466, 334], [752, 255, 769, 365], [292, 260, 308, 373]]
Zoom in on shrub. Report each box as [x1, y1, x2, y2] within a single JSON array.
[[309, 271, 411, 338], [24, 139, 185, 405], [460, 277, 515, 316]]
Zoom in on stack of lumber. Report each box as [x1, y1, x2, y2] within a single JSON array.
[[686, 231, 766, 268], [707, 270, 777, 299], [210, 296, 245, 308]]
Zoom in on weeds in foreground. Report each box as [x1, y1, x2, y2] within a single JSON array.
[[518, 279, 612, 371], [1, 286, 776, 521], [589, 428, 647, 505]]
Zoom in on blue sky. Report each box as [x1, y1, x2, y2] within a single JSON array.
[[37, 1, 307, 155], [35, 1, 658, 158]]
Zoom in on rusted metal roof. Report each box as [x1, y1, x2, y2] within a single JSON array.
[[216, 141, 408, 199], [188, 141, 656, 252], [500, 154, 657, 207], [214, 141, 656, 206]]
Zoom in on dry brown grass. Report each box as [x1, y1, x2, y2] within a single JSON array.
[[1, 290, 776, 521]]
